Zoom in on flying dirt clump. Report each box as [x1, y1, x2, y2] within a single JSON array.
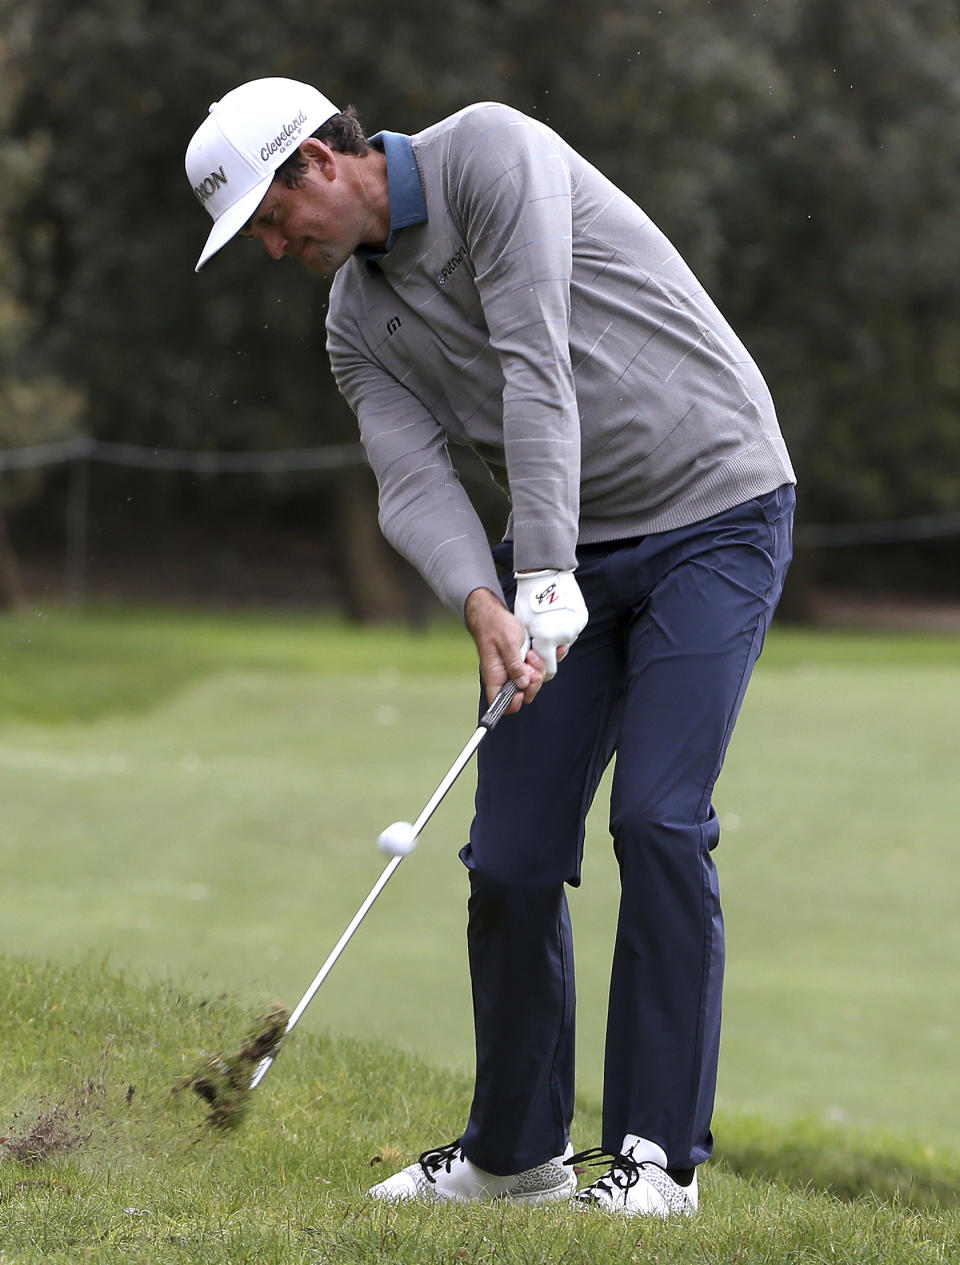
[[175, 1006, 289, 1129], [2, 1105, 85, 1166], [2, 1081, 104, 1166]]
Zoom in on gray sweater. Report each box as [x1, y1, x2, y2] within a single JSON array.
[[326, 102, 795, 615]]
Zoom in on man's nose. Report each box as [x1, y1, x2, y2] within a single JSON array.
[[261, 228, 288, 261]]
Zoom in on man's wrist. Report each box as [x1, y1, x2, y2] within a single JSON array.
[[464, 585, 506, 623]]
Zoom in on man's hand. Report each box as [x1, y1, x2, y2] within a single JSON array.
[[513, 569, 588, 679], [464, 587, 546, 713]]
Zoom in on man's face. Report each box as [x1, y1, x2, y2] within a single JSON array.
[[242, 143, 366, 276]]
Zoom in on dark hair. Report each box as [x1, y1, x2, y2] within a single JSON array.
[[274, 106, 369, 187]]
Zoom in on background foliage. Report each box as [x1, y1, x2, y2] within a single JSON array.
[[1, 0, 959, 612]]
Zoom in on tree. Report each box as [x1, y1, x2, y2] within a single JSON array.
[[713, 0, 960, 531], [1, 0, 511, 615], [0, 7, 84, 608]]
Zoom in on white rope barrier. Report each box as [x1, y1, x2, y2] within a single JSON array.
[[0, 436, 365, 473], [794, 513, 960, 548]]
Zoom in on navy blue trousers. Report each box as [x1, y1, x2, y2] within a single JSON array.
[[458, 486, 795, 1175]]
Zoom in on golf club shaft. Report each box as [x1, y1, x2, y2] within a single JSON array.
[[248, 676, 520, 1090]]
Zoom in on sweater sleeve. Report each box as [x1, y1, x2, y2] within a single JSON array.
[[444, 105, 581, 573], [326, 332, 504, 616]]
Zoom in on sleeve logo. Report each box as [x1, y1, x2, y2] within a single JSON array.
[[437, 246, 467, 286]]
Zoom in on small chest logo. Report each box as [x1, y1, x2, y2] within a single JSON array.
[[437, 246, 467, 286], [386, 316, 402, 336]]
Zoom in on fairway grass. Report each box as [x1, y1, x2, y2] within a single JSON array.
[[1, 956, 959, 1265], [1, 607, 959, 1152]]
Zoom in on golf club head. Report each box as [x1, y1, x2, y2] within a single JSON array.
[[248, 1051, 276, 1090]]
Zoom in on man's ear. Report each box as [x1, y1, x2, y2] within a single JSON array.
[[299, 137, 337, 180]]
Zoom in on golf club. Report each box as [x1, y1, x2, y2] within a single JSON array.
[[247, 674, 521, 1090]]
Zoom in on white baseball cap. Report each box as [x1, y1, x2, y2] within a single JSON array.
[[185, 77, 339, 272]]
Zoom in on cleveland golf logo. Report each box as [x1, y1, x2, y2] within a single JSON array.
[[260, 110, 308, 162], [193, 165, 228, 205]]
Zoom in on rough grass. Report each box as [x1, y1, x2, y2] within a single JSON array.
[[1, 955, 959, 1265]]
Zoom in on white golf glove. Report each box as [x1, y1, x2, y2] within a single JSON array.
[[513, 569, 588, 680]]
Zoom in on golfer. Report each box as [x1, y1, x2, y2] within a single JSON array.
[[186, 78, 795, 1216]]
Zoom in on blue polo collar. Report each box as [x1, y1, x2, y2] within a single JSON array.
[[357, 131, 427, 260]]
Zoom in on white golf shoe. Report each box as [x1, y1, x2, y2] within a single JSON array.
[[367, 1138, 577, 1204], [571, 1135, 698, 1217]]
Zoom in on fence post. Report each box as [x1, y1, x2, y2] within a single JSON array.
[[65, 456, 89, 607]]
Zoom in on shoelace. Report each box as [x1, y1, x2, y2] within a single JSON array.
[[417, 1138, 464, 1185], [567, 1146, 649, 1199]]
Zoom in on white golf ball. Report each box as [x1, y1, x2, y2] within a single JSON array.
[[377, 820, 417, 857]]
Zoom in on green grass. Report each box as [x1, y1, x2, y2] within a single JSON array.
[[1, 604, 959, 1257], [0, 606, 477, 723], [0, 956, 958, 1264]]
